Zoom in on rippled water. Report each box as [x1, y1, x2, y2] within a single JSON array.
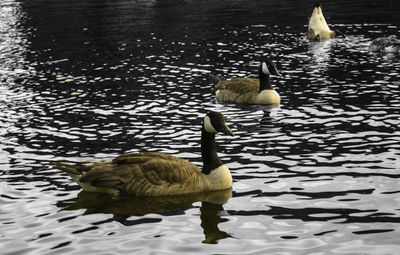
[[1, 0, 400, 254]]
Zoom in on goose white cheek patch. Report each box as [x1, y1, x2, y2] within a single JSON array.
[[204, 116, 217, 133], [262, 62, 270, 75]]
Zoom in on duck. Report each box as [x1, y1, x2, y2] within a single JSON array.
[[214, 60, 282, 105], [369, 35, 400, 53], [307, 3, 346, 40], [55, 111, 235, 196]]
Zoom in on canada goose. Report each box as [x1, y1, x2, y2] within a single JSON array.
[[56, 111, 234, 196], [307, 3, 345, 40], [369, 35, 400, 53], [214, 61, 282, 105]]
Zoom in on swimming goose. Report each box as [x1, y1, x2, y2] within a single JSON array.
[[214, 61, 282, 105], [55, 111, 234, 196], [369, 35, 400, 53], [307, 3, 345, 40]]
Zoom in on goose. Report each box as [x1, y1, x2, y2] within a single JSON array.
[[214, 61, 282, 105], [369, 35, 400, 53], [307, 3, 345, 40], [55, 111, 234, 196]]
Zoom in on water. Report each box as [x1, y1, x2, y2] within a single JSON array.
[[1, 0, 400, 254]]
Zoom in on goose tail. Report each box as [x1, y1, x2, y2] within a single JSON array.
[[208, 74, 226, 84], [55, 161, 122, 195], [55, 161, 88, 179], [208, 74, 225, 94]]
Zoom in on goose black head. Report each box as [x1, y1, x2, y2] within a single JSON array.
[[260, 60, 282, 78], [203, 111, 234, 136]]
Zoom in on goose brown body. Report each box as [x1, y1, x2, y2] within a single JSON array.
[[56, 152, 216, 196], [56, 112, 234, 196]]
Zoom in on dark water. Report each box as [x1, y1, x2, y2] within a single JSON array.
[[1, 0, 400, 254]]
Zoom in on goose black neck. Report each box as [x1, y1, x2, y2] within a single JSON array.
[[259, 72, 273, 92], [201, 127, 223, 175]]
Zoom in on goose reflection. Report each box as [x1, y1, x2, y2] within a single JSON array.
[[308, 38, 333, 68], [58, 188, 233, 244], [200, 201, 232, 244]]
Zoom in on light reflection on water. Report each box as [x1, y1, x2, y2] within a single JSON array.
[[1, 0, 400, 254]]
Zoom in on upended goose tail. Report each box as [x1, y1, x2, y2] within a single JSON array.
[[307, 3, 345, 40]]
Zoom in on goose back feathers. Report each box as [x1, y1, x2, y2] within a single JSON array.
[[56, 111, 234, 196], [369, 35, 400, 53]]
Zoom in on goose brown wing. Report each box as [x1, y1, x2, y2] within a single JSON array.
[[77, 152, 204, 196], [124, 157, 205, 196], [216, 78, 259, 93]]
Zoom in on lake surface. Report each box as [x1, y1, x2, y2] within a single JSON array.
[[1, 0, 400, 254]]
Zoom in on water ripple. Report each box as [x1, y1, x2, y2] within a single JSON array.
[[1, 0, 400, 254]]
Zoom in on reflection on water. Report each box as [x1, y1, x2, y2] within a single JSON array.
[[0, 0, 38, 177], [1, 0, 400, 254], [308, 38, 334, 69], [0, 0, 34, 84], [60, 188, 232, 216], [200, 202, 232, 244], [59, 188, 233, 244]]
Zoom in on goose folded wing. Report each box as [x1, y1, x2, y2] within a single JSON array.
[[124, 158, 205, 196], [79, 168, 124, 190], [216, 78, 259, 93], [78, 153, 204, 195]]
